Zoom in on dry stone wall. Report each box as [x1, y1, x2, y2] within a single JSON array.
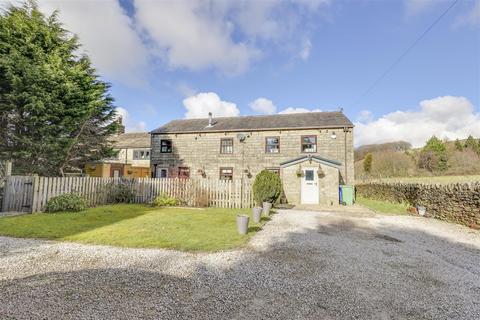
[[356, 182, 480, 228]]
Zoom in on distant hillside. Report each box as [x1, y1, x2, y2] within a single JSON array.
[[355, 137, 480, 181], [355, 141, 411, 161]]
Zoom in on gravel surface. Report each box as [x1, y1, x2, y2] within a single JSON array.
[[1, 209, 479, 319]]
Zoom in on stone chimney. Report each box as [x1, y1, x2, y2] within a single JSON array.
[[117, 116, 125, 134], [207, 112, 213, 127]]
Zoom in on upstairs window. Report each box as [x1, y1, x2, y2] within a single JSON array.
[[160, 139, 172, 153], [265, 137, 280, 153], [219, 167, 233, 180], [301, 135, 317, 153], [133, 149, 150, 160], [220, 138, 234, 154]]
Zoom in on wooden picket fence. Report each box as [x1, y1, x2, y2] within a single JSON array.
[[1, 176, 254, 213]]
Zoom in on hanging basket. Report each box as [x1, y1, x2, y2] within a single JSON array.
[[296, 168, 304, 177], [317, 165, 325, 178]]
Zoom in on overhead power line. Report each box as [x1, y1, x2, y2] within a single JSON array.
[[355, 0, 460, 103]]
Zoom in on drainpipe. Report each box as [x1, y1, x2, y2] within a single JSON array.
[[343, 127, 348, 184]]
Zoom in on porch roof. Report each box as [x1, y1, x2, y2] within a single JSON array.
[[280, 155, 342, 169]]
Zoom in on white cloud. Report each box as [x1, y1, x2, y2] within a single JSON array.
[[278, 107, 322, 114], [134, 1, 259, 75], [37, 0, 149, 86], [115, 107, 147, 132], [183, 92, 240, 119], [249, 98, 277, 114], [404, 0, 437, 16], [294, 0, 331, 11], [455, 0, 480, 27], [299, 38, 312, 61], [357, 110, 374, 123], [2, 0, 332, 80], [355, 96, 480, 147], [176, 83, 197, 98], [132, 0, 332, 74]]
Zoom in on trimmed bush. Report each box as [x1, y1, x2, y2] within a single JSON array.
[[152, 193, 180, 207], [107, 180, 136, 204], [45, 193, 87, 213], [252, 170, 283, 205]]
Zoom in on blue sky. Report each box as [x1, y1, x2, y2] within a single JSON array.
[[5, 0, 480, 146]]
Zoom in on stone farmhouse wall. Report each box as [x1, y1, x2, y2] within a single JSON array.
[[150, 128, 354, 185], [356, 182, 480, 228], [282, 162, 340, 206]]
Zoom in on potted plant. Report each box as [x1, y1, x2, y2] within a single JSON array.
[[417, 205, 426, 216], [262, 201, 272, 216], [236, 214, 249, 235], [252, 206, 262, 223]]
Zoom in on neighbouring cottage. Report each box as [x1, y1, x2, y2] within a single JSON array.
[[150, 111, 354, 206], [85, 120, 151, 178]]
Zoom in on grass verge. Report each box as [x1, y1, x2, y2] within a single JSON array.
[[356, 196, 409, 215], [0, 204, 268, 252]]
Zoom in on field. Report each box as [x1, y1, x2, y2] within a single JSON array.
[[357, 175, 480, 185]]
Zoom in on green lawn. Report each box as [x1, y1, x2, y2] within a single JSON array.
[[0, 205, 268, 252], [356, 196, 409, 215]]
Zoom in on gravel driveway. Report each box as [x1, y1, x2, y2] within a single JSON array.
[[1, 208, 479, 319]]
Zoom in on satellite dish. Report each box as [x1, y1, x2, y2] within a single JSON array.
[[237, 133, 246, 142]]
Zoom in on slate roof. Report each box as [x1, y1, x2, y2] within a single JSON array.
[[110, 132, 150, 148], [151, 111, 353, 134]]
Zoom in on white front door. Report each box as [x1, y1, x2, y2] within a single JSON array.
[[301, 168, 319, 204]]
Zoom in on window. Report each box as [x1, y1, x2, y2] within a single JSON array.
[[301, 135, 317, 153], [305, 169, 314, 181], [133, 149, 150, 160], [265, 137, 280, 153], [219, 167, 233, 180], [156, 167, 168, 178], [160, 140, 172, 153], [220, 138, 234, 154], [178, 167, 190, 179], [266, 167, 280, 175]]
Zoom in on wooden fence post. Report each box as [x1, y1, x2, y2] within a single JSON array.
[[30, 175, 40, 213]]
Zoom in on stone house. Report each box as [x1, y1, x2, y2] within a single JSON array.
[[150, 111, 354, 206], [85, 132, 151, 178]]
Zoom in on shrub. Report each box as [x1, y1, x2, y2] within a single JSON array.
[[45, 193, 87, 213], [152, 193, 180, 207], [107, 180, 136, 204], [252, 170, 283, 205], [419, 136, 448, 171], [363, 153, 373, 173]]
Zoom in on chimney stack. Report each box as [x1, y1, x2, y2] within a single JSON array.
[[117, 116, 125, 134], [207, 112, 213, 127]]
